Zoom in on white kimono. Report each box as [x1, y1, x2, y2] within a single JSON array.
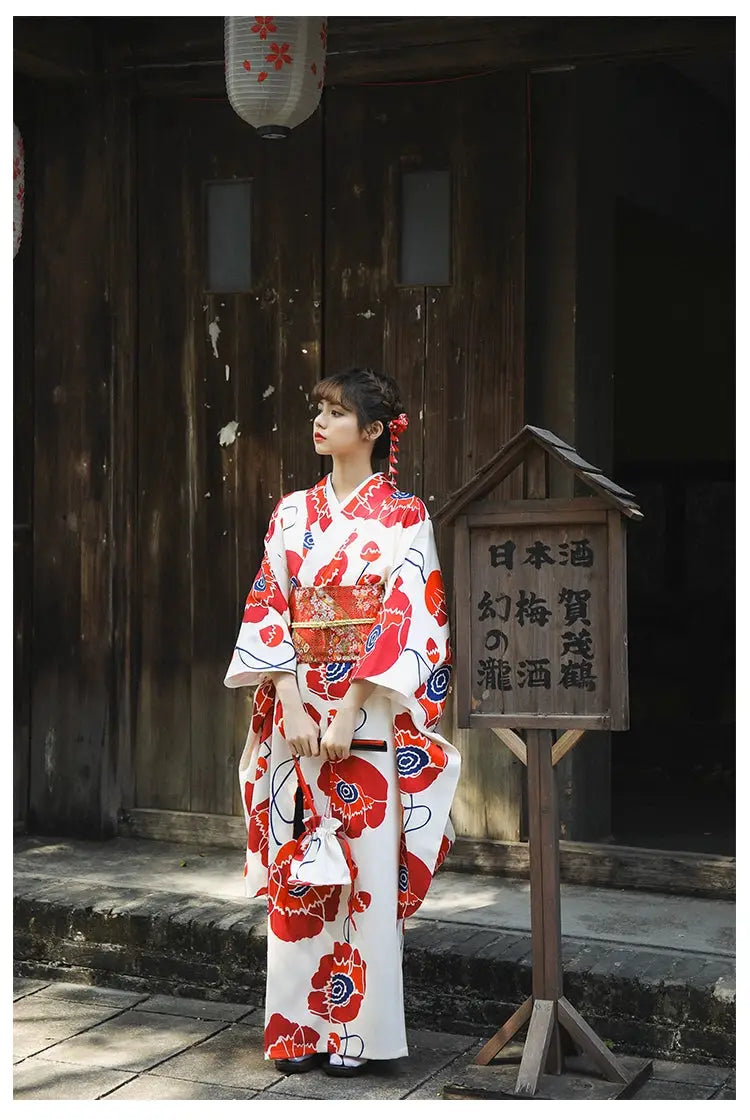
[[224, 471, 460, 1062]]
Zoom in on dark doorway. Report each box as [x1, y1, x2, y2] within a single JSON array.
[[611, 56, 735, 854]]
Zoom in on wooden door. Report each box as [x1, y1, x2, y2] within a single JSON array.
[[324, 74, 526, 559], [324, 76, 527, 840], [134, 98, 322, 816]]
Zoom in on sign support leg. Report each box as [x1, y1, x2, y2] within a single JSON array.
[[468, 728, 653, 1098]]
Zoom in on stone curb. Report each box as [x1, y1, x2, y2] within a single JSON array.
[[13, 873, 735, 1066]]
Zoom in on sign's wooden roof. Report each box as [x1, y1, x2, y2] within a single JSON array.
[[433, 424, 643, 525]]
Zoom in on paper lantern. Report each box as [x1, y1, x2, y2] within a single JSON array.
[[13, 124, 24, 258], [224, 16, 327, 139]]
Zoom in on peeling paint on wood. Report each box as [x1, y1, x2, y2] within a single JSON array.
[[208, 316, 221, 358], [218, 420, 239, 446]]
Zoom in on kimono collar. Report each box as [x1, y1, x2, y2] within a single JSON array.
[[325, 471, 385, 512]]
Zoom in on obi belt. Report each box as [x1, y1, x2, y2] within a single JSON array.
[[290, 583, 384, 663]]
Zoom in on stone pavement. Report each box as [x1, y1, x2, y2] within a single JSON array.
[[12, 977, 736, 1100], [14, 835, 736, 1067]]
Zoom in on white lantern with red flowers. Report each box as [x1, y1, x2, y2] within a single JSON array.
[[224, 16, 327, 139], [13, 124, 24, 258]]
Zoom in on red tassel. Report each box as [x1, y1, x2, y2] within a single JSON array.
[[388, 412, 409, 483]]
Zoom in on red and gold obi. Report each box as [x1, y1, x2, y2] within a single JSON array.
[[290, 583, 384, 664]]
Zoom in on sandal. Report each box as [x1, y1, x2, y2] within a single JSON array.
[[324, 1054, 369, 1078], [274, 1052, 324, 1074]]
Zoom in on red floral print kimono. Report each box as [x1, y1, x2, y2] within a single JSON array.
[[224, 470, 461, 1062]]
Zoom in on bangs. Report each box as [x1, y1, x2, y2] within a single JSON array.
[[310, 377, 355, 411]]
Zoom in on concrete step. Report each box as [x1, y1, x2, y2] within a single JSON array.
[[13, 835, 735, 1068]]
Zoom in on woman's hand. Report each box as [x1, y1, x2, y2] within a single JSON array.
[[320, 707, 358, 762], [283, 706, 321, 757], [267, 671, 319, 757]]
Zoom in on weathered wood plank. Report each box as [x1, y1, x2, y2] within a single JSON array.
[[323, 84, 425, 498], [490, 727, 528, 766], [273, 114, 324, 501], [183, 107, 239, 818], [557, 997, 628, 1082], [469, 714, 609, 730], [515, 999, 556, 1096], [135, 99, 194, 812], [454, 517, 472, 729], [473, 996, 533, 1067], [551, 729, 586, 766], [445, 836, 735, 898], [13, 534, 32, 828], [30, 85, 113, 834], [119, 806, 246, 848], [13, 75, 36, 830], [187, 107, 246, 816], [538, 733, 563, 1004], [449, 715, 526, 842], [102, 66, 137, 833], [607, 510, 630, 731], [526, 732, 549, 1001]]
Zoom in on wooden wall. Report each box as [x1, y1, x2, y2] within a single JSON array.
[[22, 72, 527, 839], [135, 100, 322, 817], [28, 83, 114, 834], [325, 74, 528, 839]]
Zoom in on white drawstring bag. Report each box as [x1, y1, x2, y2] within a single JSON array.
[[289, 813, 352, 886], [287, 756, 356, 889]]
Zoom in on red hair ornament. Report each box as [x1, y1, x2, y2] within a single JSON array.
[[387, 412, 409, 483]]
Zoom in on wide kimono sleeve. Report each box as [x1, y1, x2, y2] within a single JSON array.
[[224, 497, 297, 689], [351, 505, 452, 730], [351, 502, 461, 917]]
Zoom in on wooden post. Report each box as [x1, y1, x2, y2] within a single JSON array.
[[528, 729, 563, 1076], [469, 725, 652, 1098]]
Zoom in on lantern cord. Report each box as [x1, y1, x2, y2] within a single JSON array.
[[354, 67, 507, 86]]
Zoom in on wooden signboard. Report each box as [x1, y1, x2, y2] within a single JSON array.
[[435, 426, 648, 1100], [454, 497, 629, 730]]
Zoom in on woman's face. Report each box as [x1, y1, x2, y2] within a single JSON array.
[[312, 396, 381, 460]]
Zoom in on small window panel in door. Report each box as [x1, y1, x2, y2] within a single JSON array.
[[399, 169, 452, 287], [205, 179, 252, 293]]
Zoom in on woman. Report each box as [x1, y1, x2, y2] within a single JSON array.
[[224, 366, 461, 1077]]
